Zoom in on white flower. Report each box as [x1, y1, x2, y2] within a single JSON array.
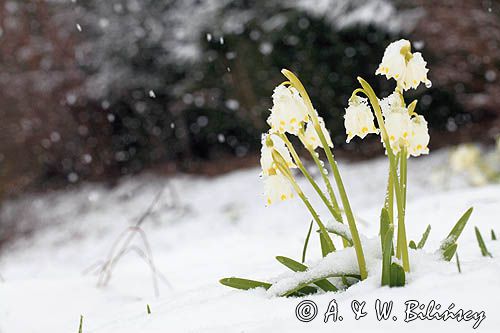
[[267, 85, 309, 135], [408, 115, 430, 157], [344, 97, 378, 143], [376, 39, 431, 90], [260, 133, 295, 176], [384, 110, 412, 153], [379, 92, 405, 117], [403, 52, 431, 90], [450, 145, 481, 172], [263, 174, 294, 206], [376, 39, 409, 82], [303, 116, 333, 150]]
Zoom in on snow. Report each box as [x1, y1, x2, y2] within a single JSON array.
[[1, 150, 500, 332]]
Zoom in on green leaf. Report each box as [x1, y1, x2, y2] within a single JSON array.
[[291, 286, 318, 297], [379, 208, 390, 250], [219, 277, 272, 290], [417, 225, 431, 249], [492, 229, 497, 241], [281, 273, 361, 297], [442, 243, 458, 261], [276, 256, 338, 292], [389, 262, 405, 287], [475, 227, 493, 257], [455, 252, 461, 273], [408, 240, 417, 250], [319, 231, 330, 257], [302, 221, 314, 263], [439, 207, 473, 261], [220, 276, 318, 297], [381, 222, 394, 286], [78, 315, 83, 333]]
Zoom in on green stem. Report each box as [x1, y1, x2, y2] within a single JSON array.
[[273, 154, 336, 253], [384, 162, 394, 227], [300, 136, 350, 248], [282, 69, 367, 279], [279, 133, 342, 222], [396, 147, 409, 270], [356, 77, 410, 272]]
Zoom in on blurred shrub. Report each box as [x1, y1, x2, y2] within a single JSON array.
[[0, 0, 492, 198]]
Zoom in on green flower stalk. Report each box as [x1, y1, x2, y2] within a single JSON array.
[[281, 69, 368, 280]]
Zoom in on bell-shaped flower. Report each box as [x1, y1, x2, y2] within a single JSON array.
[[260, 133, 295, 176], [344, 96, 378, 143], [267, 85, 309, 135], [376, 39, 409, 82], [263, 173, 294, 206], [379, 92, 405, 117], [384, 110, 412, 153], [302, 116, 333, 150], [402, 52, 432, 90], [408, 115, 430, 157], [376, 39, 431, 90]]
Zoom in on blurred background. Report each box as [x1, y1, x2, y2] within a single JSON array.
[[0, 0, 498, 240]]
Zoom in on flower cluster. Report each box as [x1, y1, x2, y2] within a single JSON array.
[[260, 84, 333, 205], [375, 39, 431, 90], [222, 39, 476, 297], [345, 39, 431, 157]]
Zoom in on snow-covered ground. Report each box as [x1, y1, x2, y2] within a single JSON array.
[[1, 150, 499, 332]]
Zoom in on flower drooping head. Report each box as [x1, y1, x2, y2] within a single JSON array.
[[408, 115, 430, 157], [376, 39, 431, 90], [263, 173, 294, 206], [267, 85, 309, 135], [302, 115, 333, 150], [344, 96, 378, 143], [384, 109, 412, 154]]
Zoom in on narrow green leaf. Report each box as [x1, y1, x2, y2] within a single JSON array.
[[455, 252, 461, 273], [78, 315, 83, 333], [417, 225, 431, 249], [442, 243, 458, 261], [389, 262, 405, 287], [291, 285, 318, 297], [408, 240, 417, 250], [379, 208, 390, 250], [302, 221, 314, 263], [276, 256, 337, 292], [492, 229, 497, 241], [475, 227, 493, 257], [441, 208, 473, 247], [319, 232, 330, 257], [439, 207, 473, 260], [219, 277, 272, 290], [282, 273, 361, 297], [381, 223, 394, 286], [147, 304, 151, 314], [277, 256, 308, 272]]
